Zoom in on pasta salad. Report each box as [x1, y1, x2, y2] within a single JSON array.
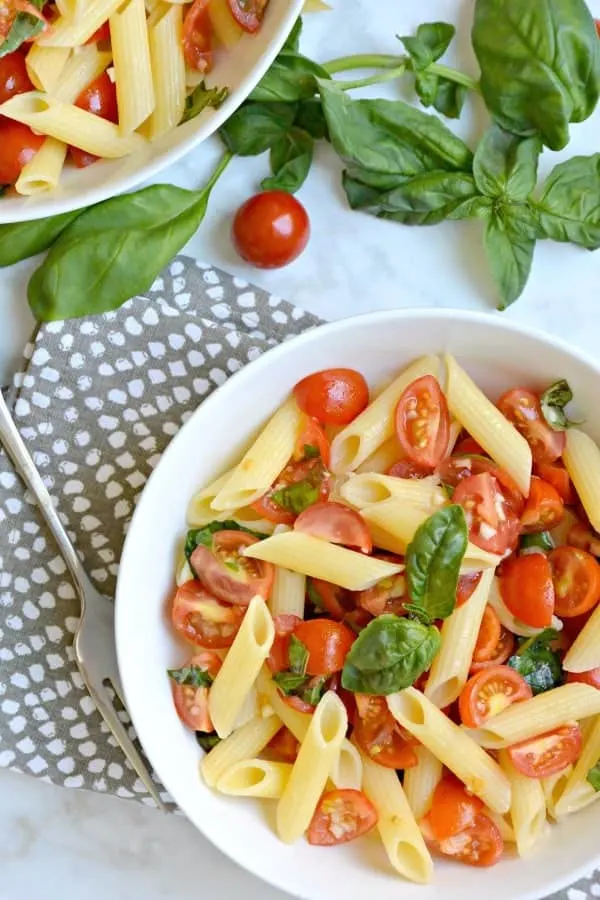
[[0, 0, 268, 195], [167, 355, 600, 881]]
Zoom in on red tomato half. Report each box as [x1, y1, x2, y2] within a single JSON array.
[[233, 191, 310, 269], [267, 726, 300, 762], [267, 614, 302, 673], [499, 553, 555, 628], [521, 476, 564, 533], [294, 618, 355, 675], [356, 571, 407, 617], [535, 462, 574, 505], [568, 522, 600, 558], [307, 789, 378, 846], [470, 628, 515, 672], [454, 437, 485, 456], [549, 547, 600, 618], [171, 581, 245, 648], [171, 650, 221, 731], [395, 375, 450, 470], [387, 458, 432, 479], [183, 0, 213, 70], [294, 501, 372, 554], [438, 455, 524, 515], [251, 457, 330, 525], [427, 774, 483, 841], [456, 572, 483, 607], [353, 694, 418, 769], [294, 368, 369, 426], [459, 666, 532, 728], [498, 388, 565, 464], [507, 724, 583, 778], [567, 668, 600, 689], [85, 22, 111, 43], [308, 578, 350, 619], [0, 119, 44, 184], [0, 51, 33, 104], [471, 605, 502, 665], [437, 814, 503, 867], [190, 531, 274, 605], [454, 472, 520, 555], [71, 71, 118, 168], [294, 415, 330, 467]]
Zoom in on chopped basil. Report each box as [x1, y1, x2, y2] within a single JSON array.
[[507, 628, 562, 694], [180, 82, 229, 125], [167, 665, 213, 687], [195, 731, 221, 752], [306, 579, 324, 610], [587, 761, 600, 792], [301, 675, 329, 707], [288, 634, 309, 675], [303, 443, 320, 459], [519, 531, 555, 555], [273, 671, 308, 694], [540, 379, 579, 432], [271, 477, 320, 514], [184, 519, 264, 561]]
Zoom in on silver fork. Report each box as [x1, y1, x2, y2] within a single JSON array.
[[0, 389, 165, 811]]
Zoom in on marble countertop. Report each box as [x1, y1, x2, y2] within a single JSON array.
[[2, 0, 600, 897]]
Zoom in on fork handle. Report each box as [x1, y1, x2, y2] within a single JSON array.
[[0, 390, 92, 601]]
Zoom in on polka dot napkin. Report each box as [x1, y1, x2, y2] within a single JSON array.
[[0, 254, 596, 898]]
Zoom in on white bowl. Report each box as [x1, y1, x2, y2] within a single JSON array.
[[116, 309, 600, 900], [0, 0, 304, 223]]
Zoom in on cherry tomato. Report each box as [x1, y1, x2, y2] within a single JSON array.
[[395, 375, 450, 470], [307, 789, 378, 846], [459, 665, 532, 728], [549, 547, 600, 618], [387, 458, 432, 479], [499, 553, 555, 628], [568, 521, 600, 558], [294, 415, 330, 467], [294, 618, 355, 675], [0, 51, 33, 104], [251, 457, 330, 525], [456, 572, 483, 608], [267, 726, 300, 762], [470, 628, 515, 672], [308, 578, 350, 620], [0, 119, 44, 185], [190, 531, 274, 605], [227, 0, 268, 33], [294, 369, 369, 427], [353, 694, 418, 769], [71, 71, 118, 168], [282, 688, 318, 714], [427, 774, 484, 841], [567, 667, 600, 689], [183, 0, 213, 70], [454, 472, 521, 555], [471, 605, 502, 665], [507, 723, 583, 778], [498, 388, 565, 464], [454, 437, 485, 456], [356, 572, 407, 617], [233, 191, 310, 269], [171, 580, 245, 648], [438, 455, 524, 515], [85, 22, 111, 43], [535, 462, 574, 505], [437, 814, 503, 867], [267, 614, 302, 673], [171, 650, 221, 731], [521, 476, 564, 533], [294, 501, 372, 554]]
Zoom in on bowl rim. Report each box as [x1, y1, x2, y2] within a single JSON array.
[[116, 307, 600, 899]]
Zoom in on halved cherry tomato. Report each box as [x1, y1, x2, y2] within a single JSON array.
[[0, 51, 33, 104], [171, 650, 221, 731], [282, 688, 319, 714], [535, 462, 575, 505], [471, 605, 502, 665], [251, 457, 330, 525], [470, 628, 515, 672], [294, 618, 355, 675], [454, 472, 520, 555], [549, 547, 600, 617], [307, 789, 378, 846], [294, 368, 369, 426], [521, 476, 564, 533], [227, 0, 268, 33], [454, 437, 485, 456], [437, 814, 503, 867], [294, 415, 330, 467], [456, 572, 483, 607], [308, 578, 349, 619], [353, 694, 418, 769], [267, 726, 300, 762], [395, 375, 450, 470], [71, 71, 118, 167], [190, 531, 274, 605], [294, 501, 372, 554], [567, 667, 600, 689], [427, 774, 484, 841], [267, 614, 302, 673], [387, 458, 432, 479], [183, 0, 213, 70], [438, 455, 524, 515], [171, 581, 245, 648], [568, 521, 600, 558], [233, 191, 310, 269], [498, 388, 565, 464], [459, 665, 532, 727], [499, 553, 555, 628], [507, 723, 583, 778], [356, 571, 407, 617], [0, 119, 44, 184], [85, 22, 111, 43]]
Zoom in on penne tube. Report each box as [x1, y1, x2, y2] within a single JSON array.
[[564, 428, 600, 533], [54, 47, 113, 104], [269, 525, 305, 618], [110, 0, 155, 133], [26, 44, 70, 92], [554, 715, 600, 817], [201, 715, 282, 788], [15, 138, 67, 196], [340, 472, 444, 511], [498, 750, 549, 857], [542, 765, 573, 820], [356, 436, 403, 475], [563, 603, 600, 673], [216, 759, 292, 799], [403, 746, 443, 821], [38, 0, 123, 45], [208, 0, 244, 46]]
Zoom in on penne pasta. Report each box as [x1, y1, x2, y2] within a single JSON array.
[[54, 46, 113, 104], [356, 436, 402, 475], [147, 3, 186, 139], [110, 0, 155, 133], [564, 428, 600, 533], [554, 715, 600, 817], [208, 0, 244, 45], [216, 759, 292, 799], [563, 603, 600, 673], [498, 750, 549, 856], [38, 0, 123, 46], [269, 562, 306, 619], [26, 44, 70, 93], [403, 745, 443, 821], [542, 766, 573, 820], [15, 138, 67, 196], [201, 715, 282, 788], [340, 472, 444, 511]]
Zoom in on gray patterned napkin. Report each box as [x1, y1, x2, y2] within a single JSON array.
[[0, 256, 596, 898]]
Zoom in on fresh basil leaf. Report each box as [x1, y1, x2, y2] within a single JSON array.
[[402, 603, 433, 625], [449, 195, 493, 222], [508, 628, 562, 694], [284, 16, 302, 51], [0, 209, 83, 267], [195, 731, 221, 752], [405, 505, 468, 620], [181, 82, 229, 124], [343, 169, 479, 226], [318, 79, 473, 179], [301, 675, 329, 707], [262, 127, 313, 193], [540, 379, 578, 432], [535, 155, 600, 249], [303, 444, 320, 459], [184, 520, 264, 562], [519, 531, 555, 555], [484, 205, 537, 310], [273, 671, 308, 694], [341, 614, 441, 695], [295, 98, 329, 140], [220, 102, 297, 156], [399, 22, 456, 72], [250, 52, 330, 103], [271, 478, 320, 515], [587, 761, 600, 792], [429, 78, 467, 120], [0, 0, 45, 57], [473, 125, 541, 202], [288, 634, 309, 676], [306, 578, 324, 610], [472, 0, 600, 151], [167, 665, 213, 687]]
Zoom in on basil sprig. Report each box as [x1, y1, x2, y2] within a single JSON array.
[[405, 505, 468, 621], [539, 379, 579, 432], [180, 82, 229, 125], [507, 628, 563, 694], [167, 665, 214, 687]]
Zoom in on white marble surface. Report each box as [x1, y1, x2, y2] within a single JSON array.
[[2, 0, 600, 897]]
